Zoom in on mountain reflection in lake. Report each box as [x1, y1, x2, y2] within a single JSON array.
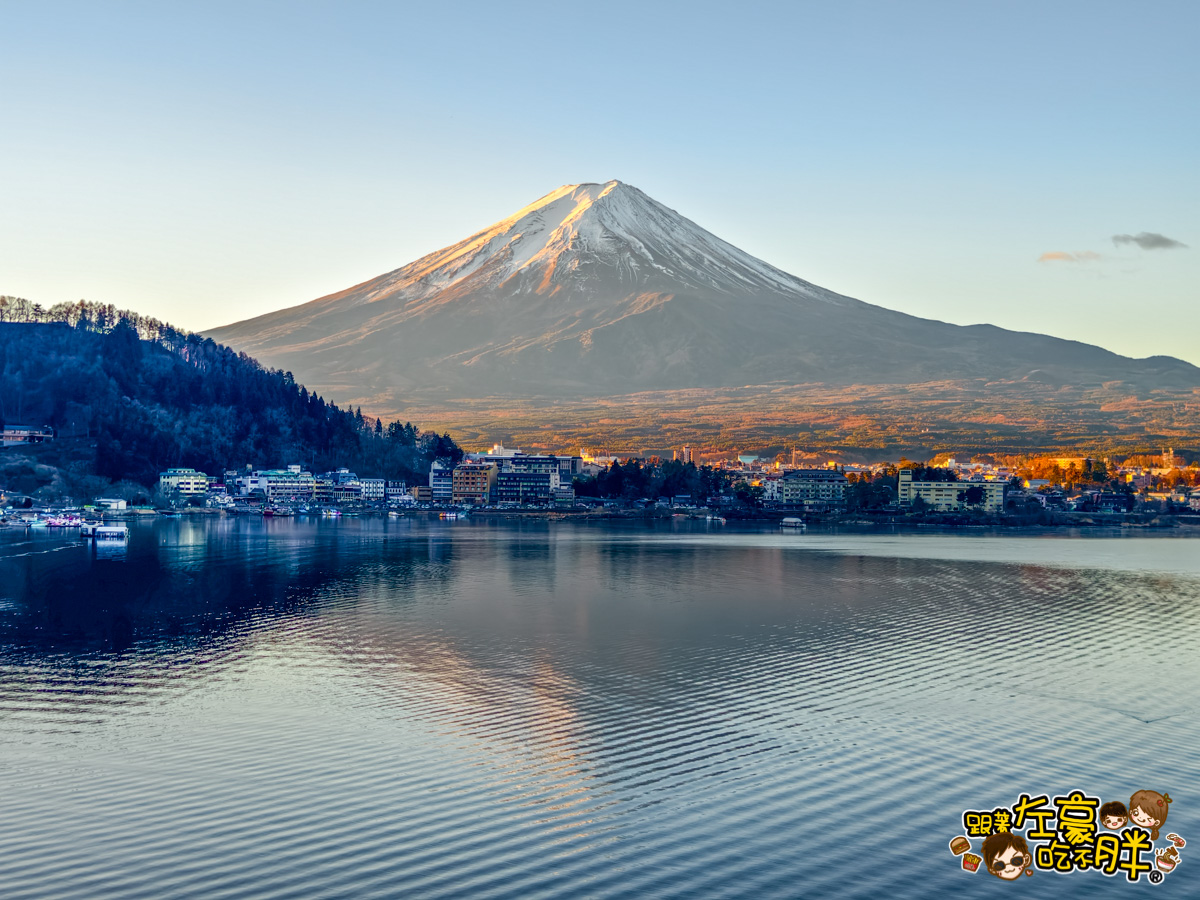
[[2, 518, 1198, 899]]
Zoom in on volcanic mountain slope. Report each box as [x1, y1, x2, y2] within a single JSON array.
[[210, 181, 1200, 418]]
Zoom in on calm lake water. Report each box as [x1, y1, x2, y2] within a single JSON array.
[[1, 518, 1197, 898]]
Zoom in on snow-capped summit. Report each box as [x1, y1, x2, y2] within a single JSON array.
[[209, 181, 1199, 417], [326, 180, 830, 308]]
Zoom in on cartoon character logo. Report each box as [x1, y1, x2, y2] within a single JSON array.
[[1100, 800, 1128, 830], [982, 831, 1033, 880], [957, 790, 1182, 882], [1129, 790, 1172, 841]]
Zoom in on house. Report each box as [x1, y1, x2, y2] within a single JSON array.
[[1, 425, 53, 447], [1073, 490, 1133, 513]]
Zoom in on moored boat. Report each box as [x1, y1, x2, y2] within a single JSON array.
[[94, 524, 130, 542]]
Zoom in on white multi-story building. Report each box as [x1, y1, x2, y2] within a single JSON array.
[[897, 469, 1005, 512], [159, 467, 211, 496], [236, 465, 315, 502], [360, 478, 386, 501], [477, 448, 584, 485], [761, 476, 783, 504], [778, 468, 848, 509], [430, 460, 454, 503]]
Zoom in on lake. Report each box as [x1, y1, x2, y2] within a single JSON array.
[[1, 517, 1197, 898]]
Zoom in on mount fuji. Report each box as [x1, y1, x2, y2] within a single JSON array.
[[209, 181, 1199, 447]]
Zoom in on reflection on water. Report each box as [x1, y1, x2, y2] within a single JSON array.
[[1, 519, 1198, 898], [93, 541, 128, 561]]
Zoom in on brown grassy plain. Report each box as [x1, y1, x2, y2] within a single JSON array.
[[384, 380, 1200, 461]]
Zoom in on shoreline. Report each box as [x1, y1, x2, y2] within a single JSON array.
[[7, 505, 1198, 534]]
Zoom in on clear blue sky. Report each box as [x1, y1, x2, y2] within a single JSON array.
[[2, 1, 1196, 363]]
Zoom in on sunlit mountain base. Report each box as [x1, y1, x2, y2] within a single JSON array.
[[388, 379, 1200, 460]]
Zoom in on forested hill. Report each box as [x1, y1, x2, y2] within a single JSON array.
[[0, 297, 462, 488]]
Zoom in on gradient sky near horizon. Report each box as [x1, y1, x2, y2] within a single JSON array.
[[2, 1, 1197, 363]]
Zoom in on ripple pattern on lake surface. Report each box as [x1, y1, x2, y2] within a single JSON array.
[[1, 520, 1198, 898]]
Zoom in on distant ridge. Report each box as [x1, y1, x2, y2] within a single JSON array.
[[209, 181, 1200, 446]]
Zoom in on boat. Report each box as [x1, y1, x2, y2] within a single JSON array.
[[94, 525, 130, 542], [439, 511, 459, 520], [79, 521, 101, 537], [780, 517, 806, 531]]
